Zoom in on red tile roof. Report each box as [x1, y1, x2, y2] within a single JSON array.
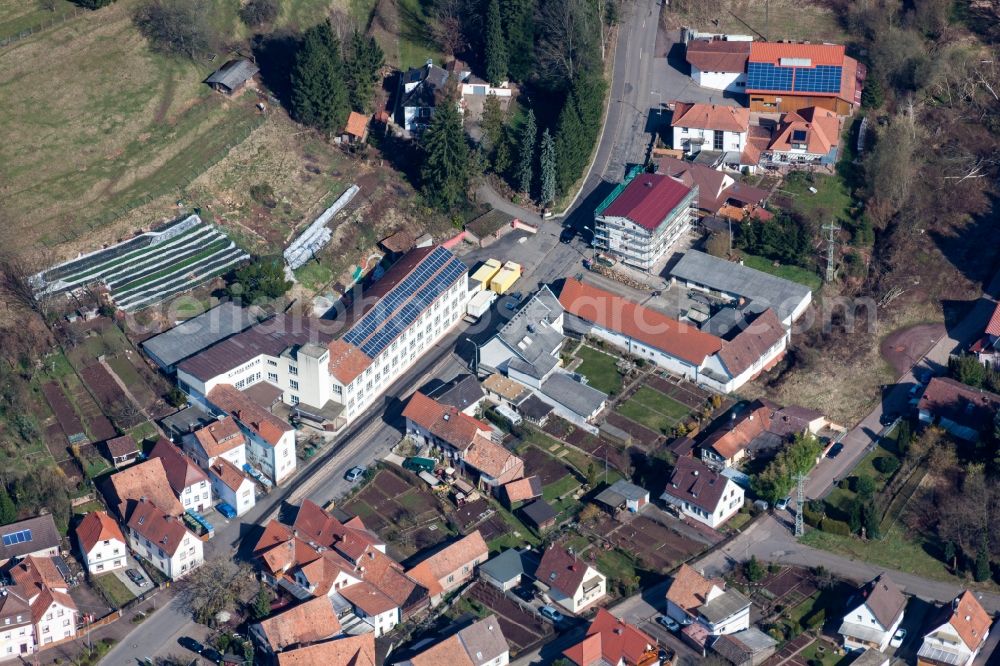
[[464, 437, 524, 483], [276, 634, 376, 666], [339, 580, 399, 616], [503, 476, 543, 504], [104, 434, 139, 458], [718, 308, 786, 377], [107, 458, 184, 518], [671, 102, 750, 133], [124, 498, 192, 557], [985, 302, 1000, 337], [149, 438, 208, 493], [75, 511, 125, 554], [599, 174, 694, 232], [702, 403, 772, 461], [292, 500, 383, 557], [686, 39, 750, 73], [191, 416, 246, 458], [344, 111, 368, 138], [917, 377, 1000, 434], [559, 279, 723, 367], [665, 563, 723, 612], [327, 338, 373, 385], [402, 391, 491, 452], [768, 107, 840, 155], [406, 531, 488, 597], [564, 608, 657, 666], [256, 596, 341, 651], [11, 556, 65, 595], [934, 590, 992, 652], [655, 156, 733, 212], [209, 457, 252, 493], [749, 42, 846, 67], [208, 383, 292, 446], [28, 585, 76, 624], [536, 545, 592, 598]]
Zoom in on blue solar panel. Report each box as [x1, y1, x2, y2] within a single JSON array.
[[344, 247, 467, 358], [749, 62, 843, 94], [747, 62, 793, 91], [2, 529, 32, 546], [793, 65, 842, 93]]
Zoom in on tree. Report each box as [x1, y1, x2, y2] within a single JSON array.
[[480, 94, 510, 174], [239, 0, 279, 27], [862, 501, 880, 539], [536, 0, 601, 88], [134, 0, 213, 58], [290, 22, 349, 133], [751, 433, 823, 504], [251, 584, 272, 620], [705, 232, 731, 258], [226, 257, 292, 304], [944, 540, 957, 570], [484, 0, 508, 85], [420, 94, 470, 210], [516, 109, 536, 194], [430, 0, 470, 57], [586, 462, 598, 487], [745, 555, 765, 582], [949, 353, 986, 388], [554, 73, 606, 195], [975, 536, 991, 582], [861, 74, 884, 109], [500, 0, 534, 81], [0, 485, 15, 524], [344, 29, 384, 113], [0, 251, 44, 316], [181, 558, 257, 625], [539, 128, 556, 206], [854, 474, 876, 500]]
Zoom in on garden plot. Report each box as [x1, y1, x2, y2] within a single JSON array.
[[615, 386, 693, 435], [35, 215, 248, 311]]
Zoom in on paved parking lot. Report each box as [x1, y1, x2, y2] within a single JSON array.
[[114, 555, 152, 597]]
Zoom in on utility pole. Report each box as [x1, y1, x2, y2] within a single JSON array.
[[794, 473, 807, 537], [822, 222, 840, 283]]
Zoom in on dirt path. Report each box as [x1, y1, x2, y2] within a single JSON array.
[[880, 322, 947, 378]]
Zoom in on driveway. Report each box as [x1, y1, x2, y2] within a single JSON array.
[[114, 556, 152, 598]]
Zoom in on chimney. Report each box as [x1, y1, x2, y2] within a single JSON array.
[[693, 470, 699, 476]]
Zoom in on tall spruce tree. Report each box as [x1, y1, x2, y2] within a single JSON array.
[[290, 22, 349, 133], [0, 485, 15, 525], [554, 73, 606, 194], [344, 29, 385, 113], [517, 109, 536, 194], [421, 96, 470, 210], [539, 128, 556, 206], [500, 0, 534, 81], [485, 0, 508, 86]]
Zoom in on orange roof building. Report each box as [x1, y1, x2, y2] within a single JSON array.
[[251, 596, 341, 654], [276, 633, 375, 666], [405, 531, 488, 604], [917, 590, 993, 664], [402, 391, 493, 454], [104, 457, 184, 519], [563, 608, 659, 666], [75, 511, 127, 574], [344, 112, 369, 141], [746, 41, 864, 115], [763, 107, 842, 165]]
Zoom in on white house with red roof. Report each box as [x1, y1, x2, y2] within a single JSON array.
[[536, 545, 607, 614], [594, 173, 697, 271], [75, 511, 127, 574], [665, 564, 750, 640], [11, 556, 78, 648], [761, 106, 842, 166], [206, 384, 296, 485], [917, 590, 992, 666], [0, 585, 35, 658], [123, 498, 204, 580], [148, 438, 212, 512], [563, 608, 661, 666], [971, 301, 1000, 366], [661, 457, 744, 529], [670, 102, 750, 158], [208, 458, 256, 516], [685, 38, 751, 92], [181, 415, 247, 471]]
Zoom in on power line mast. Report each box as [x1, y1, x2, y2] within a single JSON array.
[[822, 222, 840, 283], [794, 473, 807, 537]]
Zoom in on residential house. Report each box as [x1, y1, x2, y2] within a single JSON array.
[[563, 608, 660, 666], [74, 511, 127, 575], [397, 61, 450, 132], [594, 479, 650, 515], [479, 548, 538, 592], [11, 557, 77, 648], [593, 172, 697, 271], [463, 436, 525, 490], [916, 590, 992, 666], [0, 587, 34, 660], [482, 374, 531, 410], [181, 415, 247, 471], [276, 633, 375, 666], [761, 107, 842, 166], [344, 112, 369, 144], [428, 374, 486, 416], [123, 498, 204, 580], [851, 650, 891, 666], [250, 596, 341, 657], [101, 435, 140, 469], [665, 564, 751, 638], [746, 42, 864, 115], [393, 614, 510, 666], [149, 438, 212, 513], [670, 102, 751, 168], [535, 373, 608, 431], [917, 377, 1000, 441], [501, 476, 542, 508], [0, 515, 61, 566], [177, 246, 469, 434], [208, 458, 256, 517], [699, 308, 789, 395], [104, 457, 184, 519], [709, 628, 778, 666], [205, 58, 258, 95], [402, 391, 500, 471], [700, 402, 772, 469], [405, 531, 488, 606], [536, 545, 607, 614], [661, 457, 744, 529], [970, 301, 1000, 366], [478, 286, 566, 386], [838, 574, 907, 652], [654, 156, 769, 216], [685, 38, 751, 92], [520, 500, 559, 533]]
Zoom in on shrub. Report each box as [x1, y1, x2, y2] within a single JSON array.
[[239, 0, 279, 27], [820, 517, 852, 536], [873, 455, 901, 475], [804, 607, 826, 629], [803, 503, 824, 528]]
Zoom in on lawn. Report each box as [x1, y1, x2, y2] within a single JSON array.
[[91, 572, 136, 609], [596, 548, 639, 587], [488, 505, 541, 552], [802, 523, 954, 582], [575, 345, 623, 394], [740, 253, 824, 292], [798, 640, 851, 666], [542, 474, 581, 502], [394, 0, 444, 69], [616, 386, 691, 434], [782, 172, 855, 228], [823, 444, 898, 518], [128, 421, 159, 447], [295, 261, 334, 292]]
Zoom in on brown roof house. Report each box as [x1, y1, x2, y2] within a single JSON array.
[[0, 514, 61, 565], [148, 438, 212, 513], [536, 545, 607, 614], [405, 531, 488, 606], [103, 457, 184, 520], [75, 511, 127, 575], [277, 633, 375, 666], [343, 111, 369, 143], [665, 564, 751, 643], [392, 614, 510, 666], [563, 608, 659, 666], [123, 498, 204, 580], [700, 402, 772, 469], [918, 377, 1000, 442], [501, 475, 543, 507], [181, 416, 247, 471], [12, 555, 78, 648], [685, 38, 751, 93], [0, 586, 34, 655], [917, 590, 992, 666], [661, 457, 744, 529], [102, 434, 140, 469], [250, 596, 341, 657], [839, 574, 907, 652]]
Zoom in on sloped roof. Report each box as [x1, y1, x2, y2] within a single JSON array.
[[503, 476, 543, 504], [340, 579, 398, 616], [666, 563, 723, 613], [191, 416, 246, 459], [124, 498, 192, 557], [0, 587, 31, 626], [564, 608, 656, 666], [141, 302, 254, 368], [209, 457, 252, 493], [0, 514, 61, 562], [917, 377, 1000, 434], [345, 111, 368, 138], [536, 545, 591, 598], [701, 402, 772, 460], [456, 614, 509, 664], [768, 107, 840, 155], [205, 58, 258, 89], [28, 584, 76, 623], [672, 102, 750, 133], [686, 39, 751, 73], [409, 634, 475, 666], [655, 156, 733, 213], [76, 511, 126, 553], [985, 301, 1000, 337], [559, 279, 723, 367], [430, 374, 485, 412], [599, 174, 694, 231], [521, 499, 558, 527], [926, 590, 993, 652], [749, 42, 846, 67], [148, 438, 208, 493], [464, 437, 524, 483], [104, 434, 139, 458], [406, 531, 488, 597], [208, 383, 293, 446], [403, 391, 491, 452], [856, 574, 907, 629], [256, 596, 341, 652], [664, 456, 731, 515], [718, 308, 786, 377], [11, 556, 65, 595], [594, 479, 649, 508], [106, 458, 183, 518], [276, 633, 376, 666]]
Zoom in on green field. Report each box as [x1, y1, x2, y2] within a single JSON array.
[[782, 172, 855, 228], [616, 386, 691, 434], [741, 253, 824, 292], [394, 0, 444, 69], [91, 572, 136, 609], [575, 345, 622, 394], [823, 444, 898, 517], [802, 523, 954, 582]]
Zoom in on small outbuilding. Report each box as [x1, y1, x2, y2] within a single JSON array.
[[520, 499, 558, 533], [343, 111, 369, 143], [205, 58, 259, 96], [594, 478, 650, 515], [479, 547, 538, 591], [103, 435, 140, 469]]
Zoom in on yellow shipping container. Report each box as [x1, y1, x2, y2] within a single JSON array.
[[470, 259, 503, 291], [489, 261, 522, 294]]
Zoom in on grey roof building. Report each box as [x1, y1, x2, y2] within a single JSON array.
[[595, 479, 650, 513], [205, 58, 259, 94], [0, 514, 61, 564], [479, 286, 566, 386], [142, 302, 256, 371], [537, 372, 607, 424], [670, 250, 812, 326], [429, 374, 485, 415], [479, 548, 539, 590]]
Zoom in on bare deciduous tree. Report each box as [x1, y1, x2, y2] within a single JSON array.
[[179, 558, 258, 626]]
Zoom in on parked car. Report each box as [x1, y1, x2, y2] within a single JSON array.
[[344, 466, 365, 482], [560, 228, 574, 244], [201, 648, 223, 664], [539, 605, 565, 623], [215, 502, 237, 519], [178, 636, 203, 654], [656, 615, 680, 632], [512, 586, 534, 602], [504, 301, 518, 311], [890, 628, 907, 648], [125, 569, 146, 587], [826, 442, 844, 459], [775, 497, 790, 511], [879, 411, 898, 427]]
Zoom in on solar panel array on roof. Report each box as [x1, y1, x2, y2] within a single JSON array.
[[343, 246, 466, 357], [1, 529, 32, 546], [747, 62, 842, 94]]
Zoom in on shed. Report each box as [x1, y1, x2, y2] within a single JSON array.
[[205, 58, 259, 95], [520, 499, 558, 532], [343, 111, 369, 143], [594, 479, 650, 514], [103, 435, 140, 469], [479, 548, 538, 591]]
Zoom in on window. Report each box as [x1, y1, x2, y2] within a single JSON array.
[[289, 379, 299, 390], [291, 395, 299, 405], [288, 365, 298, 376], [267, 359, 277, 366], [713, 130, 724, 151], [268, 372, 278, 383], [62, 619, 70, 627]]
